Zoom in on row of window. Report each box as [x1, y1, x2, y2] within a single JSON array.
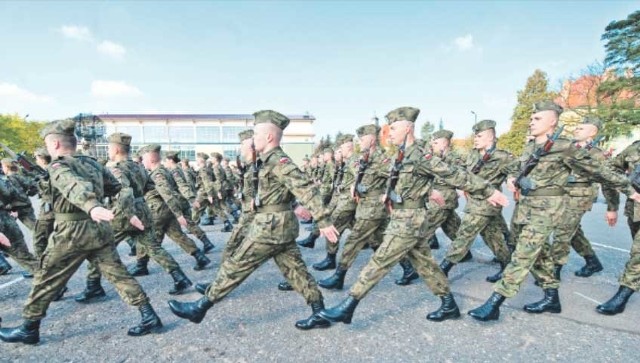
[[92, 145, 239, 161], [103, 125, 250, 144]]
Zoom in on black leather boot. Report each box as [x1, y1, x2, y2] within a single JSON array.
[[575, 255, 603, 277], [201, 236, 215, 254], [200, 216, 213, 226], [439, 259, 455, 277], [427, 293, 461, 322], [318, 295, 360, 324], [169, 269, 193, 295], [297, 232, 319, 249], [395, 258, 419, 286], [295, 300, 331, 330], [460, 251, 473, 263], [126, 238, 137, 256], [75, 278, 106, 303], [128, 256, 150, 276], [318, 268, 347, 290], [221, 220, 233, 232], [168, 297, 213, 324], [428, 235, 440, 250], [195, 282, 210, 295], [596, 286, 635, 315], [468, 292, 506, 321], [21, 271, 34, 278], [0, 319, 40, 345], [312, 253, 337, 271], [554, 264, 563, 281], [0, 254, 12, 275], [192, 250, 211, 271], [523, 288, 561, 314], [52, 286, 68, 302], [486, 263, 506, 283], [128, 303, 163, 336], [278, 281, 294, 291]]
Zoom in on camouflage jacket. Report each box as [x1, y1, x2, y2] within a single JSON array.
[[182, 166, 197, 190], [35, 175, 54, 220], [431, 148, 464, 209], [608, 140, 640, 221], [319, 160, 336, 197], [146, 165, 188, 218], [212, 164, 232, 192], [463, 148, 518, 216], [2, 174, 33, 209], [224, 164, 237, 188], [195, 165, 216, 203], [354, 148, 391, 220], [564, 144, 617, 212], [336, 156, 357, 196], [107, 160, 155, 232], [168, 166, 196, 203], [250, 146, 332, 244]]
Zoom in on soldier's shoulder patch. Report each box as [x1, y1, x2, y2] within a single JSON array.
[[51, 162, 62, 169], [279, 157, 290, 164], [424, 153, 433, 160], [382, 158, 390, 164]]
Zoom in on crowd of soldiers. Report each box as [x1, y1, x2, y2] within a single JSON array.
[[0, 102, 639, 345]]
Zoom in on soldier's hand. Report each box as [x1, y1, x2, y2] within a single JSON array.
[[129, 215, 145, 231], [90, 207, 115, 223], [630, 192, 640, 204], [429, 190, 445, 207], [487, 190, 509, 207], [605, 211, 618, 227], [192, 201, 201, 209], [506, 178, 516, 193], [177, 215, 188, 227], [217, 192, 223, 200], [0, 232, 10, 247], [208, 197, 214, 204], [320, 225, 340, 243], [294, 205, 312, 221]]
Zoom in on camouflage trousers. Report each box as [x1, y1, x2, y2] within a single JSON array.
[[550, 208, 596, 265], [221, 212, 254, 262], [24, 220, 149, 320], [350, 208, 450, 300], [494, 196, 563, 298], [33, 218, 54, 258], [205, 239, 323, 305], [182, 203, 208, 242], [445, 213, 511, 264], [325, 195, 356, 254], [196, 197, 228, 223], [424, 207, 461, 243], [139, 202, 199, 259], [0, 211, 38, 273], [506, 202, 521, 249], [15, 206, 36, 231], [337, 217, 388, 271], [617, 211, 640, 290]]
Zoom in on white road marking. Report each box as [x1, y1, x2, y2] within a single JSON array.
[[591, 242, 629, 253], [0, 277, 24, 290], [573, 292, 602, 305]]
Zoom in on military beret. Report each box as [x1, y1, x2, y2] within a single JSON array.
[[34, 147, 49, 158], [139, 144, 161, 154], [210, 152, 223, 161], [385, 107, 420, 124], [532, 100, 563, 115], [323, 147, 334, 154], [581, 115, 603, 129], [238, 129, 254, 142], [40, 119, 76, 138], [356, 124, 380, 137], [432, 129, 454, 140], [107, 132, 133, 146], [472, 119, 497, 133], [196, 152, 209, 160], [253, 110, 290, 130], [336, 134, 354, 147], [165, 150, 180, 161]]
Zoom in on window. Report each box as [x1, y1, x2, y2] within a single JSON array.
[[143, 125, 169, 143], [196, 126, 220, 143], [169, 126, 195, 143], [116, 125, 143, 143], [94, 145, 108, 159], [168, 145, 196, 161], [222, 145, 240, 159], [221, 126, 249, 142]]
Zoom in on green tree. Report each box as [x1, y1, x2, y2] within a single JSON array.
[[0, 113, 46, 157], [497, 69, 558, 155], [420, 120, 435, 143]]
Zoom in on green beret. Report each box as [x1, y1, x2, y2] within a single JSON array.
[[532, 100, 563, 115], [385, 107, 420, 124], [165, 150, 180, 161], [323, 147, 334, 154], [472, 120, 497, 133], [40, 119, 76, 138], [139, 144, 161, 154], [238, 129, 254, 142], [253, 110, 290, 130], [210, 152, 223, 161], [196, 152, 209, 160], [107, 132, 133, 146], [432, 129, 454, 140], [356, 124, 380, 137], [581, 115, 603, 129], [336, 134, 354, 147], [34, 147, 49, 158]]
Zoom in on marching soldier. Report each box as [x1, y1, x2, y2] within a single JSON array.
[[0, 120, 163, 345], [180, 158, 197, 190], [210, 152, 237, 228], [319, 107, 508, 324], [1, 158, 37, 231], [468, 101, 639, 322], [168, 110, 340, 330]]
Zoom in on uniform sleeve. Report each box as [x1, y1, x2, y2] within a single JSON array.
[[212, 166, 223, 192], [276, 160, 333, 228], [563, 146, 633, 196], [108, 166, 136, 220], [49, 162, 101, 214], [417, 155, 495, 198], [172, 169, 196, 202], [102, 167, 123, 198], [152, 171, 184, 217], [203, 169, 217, 197]]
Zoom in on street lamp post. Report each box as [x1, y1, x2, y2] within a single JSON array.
[[471, 111, 477, 125]]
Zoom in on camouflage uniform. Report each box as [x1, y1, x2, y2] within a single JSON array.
[[326, 155, 357, 253], [4, 172, 37, 231], [0, 177, 38, 273], [33, 173, 54, 258], [211, 160, 236, 222]]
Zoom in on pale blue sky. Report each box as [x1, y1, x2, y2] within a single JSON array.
[[0, 1, 636, 138]]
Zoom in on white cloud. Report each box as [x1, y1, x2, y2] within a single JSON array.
[[97, 40, 126, 60], [59, 25, 93, 42], [91, 80, 143, 98], [0, 83, 53, 103], [454, 34, 474, 51]]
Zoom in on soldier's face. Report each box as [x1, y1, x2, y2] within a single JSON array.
[[431, 138, 448, 153], [335, 152, 343, 162], [473, 129, 494, 150], [529, 111, 557, 137], [310, 158, 317, 167], [573, 124, 597, 142], [388, 122, 410, 146], [359, 134, 374, 149], [253, 125, 270, 152], [340, 141, 354, 157], [240, 139, 253, 162], [323, 152, 332, 162], [44, 135, 59, 158], [141, 153, 153, 169], [107, 143, 117, 161]]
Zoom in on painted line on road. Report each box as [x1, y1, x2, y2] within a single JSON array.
[[573, 291, 601, 305], [0, 277, 24, 290], [591, 242, 629, 253]]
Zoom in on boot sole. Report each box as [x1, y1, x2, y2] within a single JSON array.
[[596, 307, 624, 315], [0, 337, 39, 345], [468, 311, 500, 321], [427, 310, 461, 322], [523, 307, 561, 314], [127, 323, 163, 337]]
